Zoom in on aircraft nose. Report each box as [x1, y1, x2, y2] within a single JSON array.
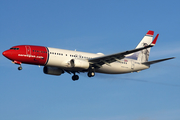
[[2, 51, 7, 56], [2, 50, 11, 58]]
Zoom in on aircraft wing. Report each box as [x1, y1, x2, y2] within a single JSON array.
[[142, 57, 175, 66], [88, 42, 156, 68]]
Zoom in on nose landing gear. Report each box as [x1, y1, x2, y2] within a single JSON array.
[[18, 64, 22, 70], [12, 61, 22, 70]]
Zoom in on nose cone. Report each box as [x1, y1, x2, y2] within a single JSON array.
[[2, 51, 7, 57], [2, 50, 11, 59]]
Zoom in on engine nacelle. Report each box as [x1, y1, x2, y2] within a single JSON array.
[[70, 59, 90, 69], [43, 66, 64, 76]]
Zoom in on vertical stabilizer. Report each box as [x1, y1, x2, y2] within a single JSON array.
[[126, 30, 154, 62]]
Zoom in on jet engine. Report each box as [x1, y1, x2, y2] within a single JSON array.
[[43, 66, 64, 76], [70, 59, 90, 69]]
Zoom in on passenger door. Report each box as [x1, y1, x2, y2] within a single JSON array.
[[25, 46, 31, 55]]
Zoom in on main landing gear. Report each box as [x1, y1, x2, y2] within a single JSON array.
[[88, 71, 95, 77], [72, 73, 79, 81], [88, 67, 95, 77], [71, 71, 95, 81], [71, 67, 95, 81]]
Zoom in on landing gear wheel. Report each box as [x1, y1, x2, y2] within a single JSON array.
[[18, 66, 22, 70], [88, 71, 95, 77], [72, 75, 79, 81]]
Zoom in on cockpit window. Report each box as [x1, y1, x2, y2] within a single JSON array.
[[10, 48, 19, 50]]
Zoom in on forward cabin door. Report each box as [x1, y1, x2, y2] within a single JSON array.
[[25, 46, 31, 55]]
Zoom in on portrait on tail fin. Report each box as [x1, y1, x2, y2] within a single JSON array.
[[138, 43, 150, 62]]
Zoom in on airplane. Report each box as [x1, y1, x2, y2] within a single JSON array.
[[2, 30, 175, 81]]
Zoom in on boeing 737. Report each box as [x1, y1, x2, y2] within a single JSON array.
[[2, 30, 175, 81]]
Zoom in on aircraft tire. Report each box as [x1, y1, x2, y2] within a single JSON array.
[[88, 71, 95, 77], [18, 67, 22, 70], [72, 75, 79, 81]]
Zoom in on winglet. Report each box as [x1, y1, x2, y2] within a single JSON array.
[[151, 34, 159, 46], [146, 30, 154, 36]]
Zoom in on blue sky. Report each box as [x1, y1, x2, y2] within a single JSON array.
[[0, 0, 180, 120]]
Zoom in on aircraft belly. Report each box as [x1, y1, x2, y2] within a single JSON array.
[[96, 62, 131, 74], [96, 62, 149, 74]]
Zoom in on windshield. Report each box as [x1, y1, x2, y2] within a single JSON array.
[[10, 48, 19, 50]]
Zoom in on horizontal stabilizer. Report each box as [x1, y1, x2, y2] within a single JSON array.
[[142, 57, 175, 65]]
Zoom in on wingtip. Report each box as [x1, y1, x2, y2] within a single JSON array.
[[151, 34, 159, 46]]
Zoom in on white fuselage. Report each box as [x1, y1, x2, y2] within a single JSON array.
[[46, 47, 149, 74]]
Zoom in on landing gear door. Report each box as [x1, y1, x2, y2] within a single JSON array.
[[25, 46, 31, 55]]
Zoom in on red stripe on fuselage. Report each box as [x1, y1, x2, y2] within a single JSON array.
[[3, 45, 48, 65]]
